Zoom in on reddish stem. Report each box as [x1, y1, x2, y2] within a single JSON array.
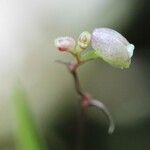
[[55, 58, 114, 149], [68, 62, 90, 150]]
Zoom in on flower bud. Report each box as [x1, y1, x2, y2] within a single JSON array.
[[77, 31, 91, 49], [91, 28, 135, 69], [54, 36, 76, 52]]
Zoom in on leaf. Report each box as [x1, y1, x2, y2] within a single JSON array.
[[12, 83, 45, 150]]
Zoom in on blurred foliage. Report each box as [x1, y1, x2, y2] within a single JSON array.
[[12, 84, 45, 150]]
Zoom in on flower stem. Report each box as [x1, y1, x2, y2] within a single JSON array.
[[55, 54, 114, 149], [71, 70, 84, 97]]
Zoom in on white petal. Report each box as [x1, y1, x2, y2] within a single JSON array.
[[91, 28, 134, 68]]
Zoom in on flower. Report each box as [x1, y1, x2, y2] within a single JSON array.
[[54, 36, 76, 52], [91, 28, 135, 69]]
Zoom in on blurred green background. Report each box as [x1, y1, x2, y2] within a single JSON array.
[[0, 0, 150, 149]]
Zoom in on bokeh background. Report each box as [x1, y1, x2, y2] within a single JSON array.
[[0, 0, 150, 149]]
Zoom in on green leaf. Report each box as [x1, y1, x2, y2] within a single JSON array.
[[80, 50, 100, 62], [12, 83, 45, 150]]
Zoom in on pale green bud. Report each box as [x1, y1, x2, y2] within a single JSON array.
[[77, 31, 91, 49]]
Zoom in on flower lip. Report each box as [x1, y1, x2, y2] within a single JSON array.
[[55, 36, 76, 52], [91, 28, 135, 69], [127, 44, 134, 58]]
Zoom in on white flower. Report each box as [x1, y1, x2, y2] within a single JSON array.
[[55, 37, 76, 52], [91, 28, 135, 69]]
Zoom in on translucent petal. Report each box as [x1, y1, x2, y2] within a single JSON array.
[[91, 28, 134, 68], [127, 44, 134, 58]]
